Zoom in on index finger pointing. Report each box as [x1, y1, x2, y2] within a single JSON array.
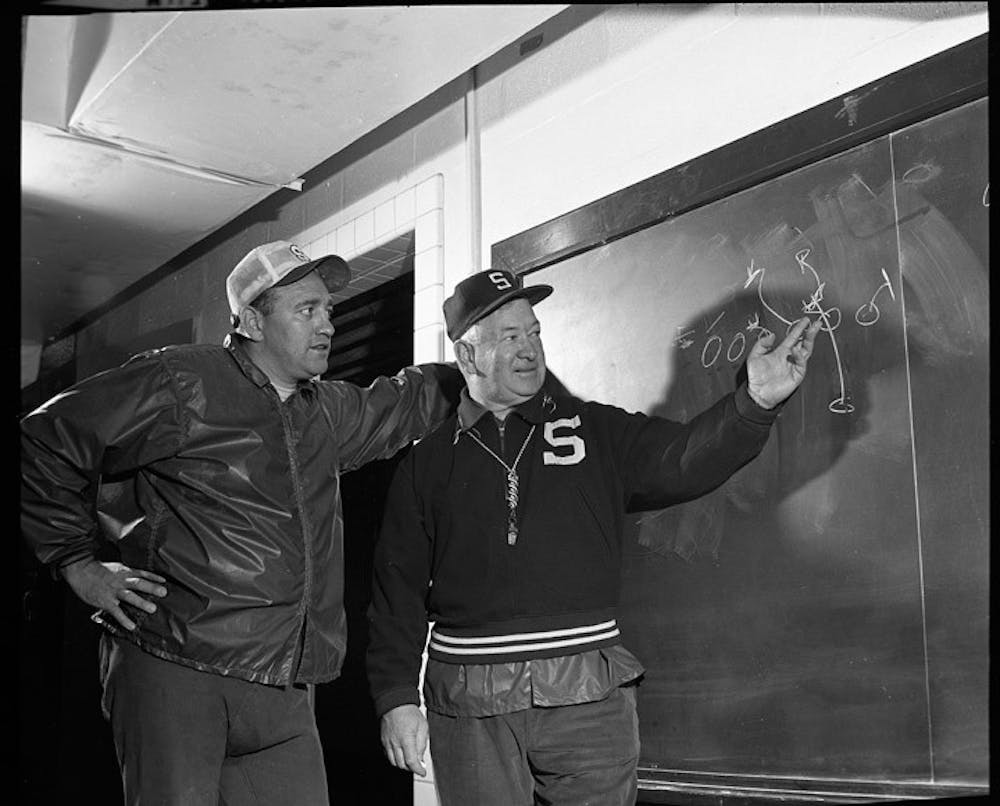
[[801, 317, 822, 350], [778, 317, 810, 350], [791, 316, 812, 337]]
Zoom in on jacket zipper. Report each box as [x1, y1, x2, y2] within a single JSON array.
[[278, 394, 313, 684]]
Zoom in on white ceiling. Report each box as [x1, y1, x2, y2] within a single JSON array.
[[20, 5, 566, 364]]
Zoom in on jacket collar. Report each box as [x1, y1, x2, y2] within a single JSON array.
[[224, 333, 317, 397], [454, 382, 560, 440]]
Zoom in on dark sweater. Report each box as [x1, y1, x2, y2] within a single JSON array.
[[367, 379, 780, 715]]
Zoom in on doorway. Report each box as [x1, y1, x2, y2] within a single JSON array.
[[317, 250, 416, 804]]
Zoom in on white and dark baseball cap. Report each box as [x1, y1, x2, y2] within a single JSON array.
[[226, 240, 351, 325]]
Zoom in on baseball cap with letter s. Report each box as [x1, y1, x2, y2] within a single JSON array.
[[226, 240, 351, 328], [443, 269, 552, 341]]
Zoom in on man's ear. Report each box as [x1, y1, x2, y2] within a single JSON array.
[[454, 340, 478, 376], [240, 306, 265, 342]]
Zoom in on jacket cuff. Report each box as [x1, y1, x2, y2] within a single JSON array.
[[50, 547, 98, 580], [373, 686, 421, 718], [733, 383, 783, 426]]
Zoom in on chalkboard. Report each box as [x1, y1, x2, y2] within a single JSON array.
[[494, 38, 987, 804]]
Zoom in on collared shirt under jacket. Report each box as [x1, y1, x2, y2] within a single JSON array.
[[20, 336, 461, 687]]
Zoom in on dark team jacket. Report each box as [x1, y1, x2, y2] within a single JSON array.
[[367, 378, 781, 716], [21, 336, 461, 687]]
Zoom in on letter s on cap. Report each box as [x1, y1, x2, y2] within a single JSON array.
[[488, 271, 513, 291]]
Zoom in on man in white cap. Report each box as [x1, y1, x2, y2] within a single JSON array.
[[21, 240, 462, 806], [366, 268, 821, 805]]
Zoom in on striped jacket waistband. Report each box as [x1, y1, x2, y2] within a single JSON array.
[[429, 619, 621, 663]]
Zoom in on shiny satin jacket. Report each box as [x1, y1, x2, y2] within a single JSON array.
[[20, 337, 459, 686]]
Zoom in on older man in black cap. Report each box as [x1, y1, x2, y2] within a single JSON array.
[[366, 268, 821, 805], [20, 240, 462, 806]]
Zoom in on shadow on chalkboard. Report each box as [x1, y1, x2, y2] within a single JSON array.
[[618, 176, 987, 564], [539, 271, 876, 564], [641, 286, 875, 563]]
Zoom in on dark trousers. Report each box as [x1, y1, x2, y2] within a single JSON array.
[[428, 684, 640, 806], [99, 633, 329, 806]]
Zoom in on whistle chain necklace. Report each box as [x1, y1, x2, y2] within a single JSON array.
[[466, 424, 536, 546]]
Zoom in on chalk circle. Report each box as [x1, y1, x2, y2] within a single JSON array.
[[828, 398, 855, 415]]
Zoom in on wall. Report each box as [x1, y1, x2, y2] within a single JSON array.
[[74, 74, 475, 377], [45, 4, 988, 804]]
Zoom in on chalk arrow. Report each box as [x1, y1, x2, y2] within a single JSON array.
[[743, 259, 764, 289]]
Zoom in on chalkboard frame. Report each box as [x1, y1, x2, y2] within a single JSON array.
[[490, 33, 988, 805]]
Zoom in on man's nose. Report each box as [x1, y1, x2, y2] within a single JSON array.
[[517, 338, 537, 359], [316, 311, 335, 336]]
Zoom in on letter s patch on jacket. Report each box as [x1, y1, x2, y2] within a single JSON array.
[[543, 416, 586, 465]]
